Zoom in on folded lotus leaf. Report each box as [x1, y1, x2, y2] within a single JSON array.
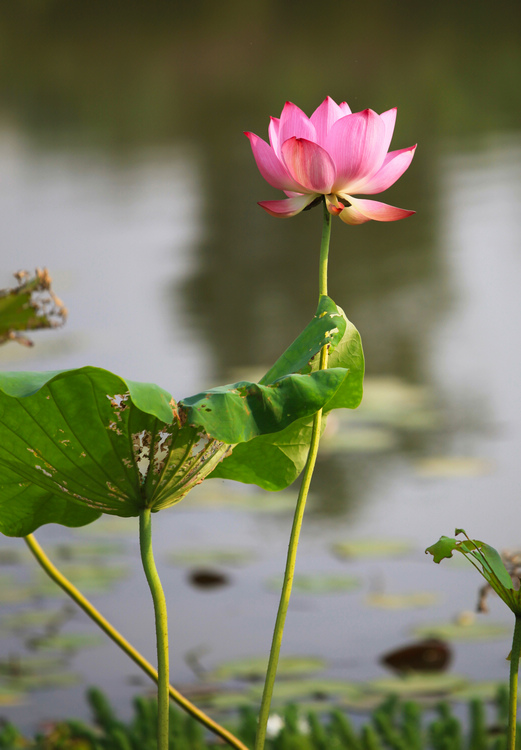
[[210, 295, 364, 490], [0, 361, 349, 535]]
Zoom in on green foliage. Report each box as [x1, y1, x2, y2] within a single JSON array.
[[260, 296, 347, 385], [0, 686, 514, 748], [0, 362, 352, 537], [0, 294, 363, 535], [210, 296, 364, 490], [426, 530, 521, 615]]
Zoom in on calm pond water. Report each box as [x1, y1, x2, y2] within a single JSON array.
[[0, 0, 521, 733]]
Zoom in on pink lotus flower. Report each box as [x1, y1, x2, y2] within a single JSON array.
[[245, 97, 416, 225]]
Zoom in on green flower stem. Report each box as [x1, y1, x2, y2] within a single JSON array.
[[318, 198, 331, 297], [254, 201, 332, 750], [139, 508, 170, 750], [23, 534, 248, 750], [508, 615, 521, 750]]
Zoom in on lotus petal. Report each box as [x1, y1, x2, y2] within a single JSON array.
[[281, 137, 336, 193], [258, 194, 316, 217], [245, 132, 301, 191]]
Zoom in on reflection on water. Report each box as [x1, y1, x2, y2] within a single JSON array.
[[0, 0, 521, 733], [0, 132, 208, 397]]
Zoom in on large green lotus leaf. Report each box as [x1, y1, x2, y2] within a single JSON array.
[[0, 365, 349, 535], [209, 296, 364, 490], [180, 369, 348, 445], [209, 415, 321, 490]]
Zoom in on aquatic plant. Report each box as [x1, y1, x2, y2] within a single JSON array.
[[0, 94, 415, 750], [427, 530, 521, 750], [0, 686, 512, 749]]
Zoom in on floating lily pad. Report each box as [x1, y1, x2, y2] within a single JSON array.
[[366, 673, 468, 698], [248, 678, 363, 704], [207, 655, 326, 682], [331, 538, 414, 560], [50, 541, 126, 562], [266, 574, 361, 595], [338, 691, 389, 711], [451, 681, 509, 702], [340, 377, 439, 430], [366, 591, 439, 609], [76, 516, 137, 536], [0, 547, 27, 565], [0, 607, 72, 632], [185, 485, 303, 514], [0, 574, 35, 604], [166, 548, 255, 568], [1, 671, 81, 691], [198, 690, 257, 711], [32, 563, 128, 596], [414, 457, 493, 478], [320, 425, 397, 454], [0, 686, 25, 705], [0, 655, 67, 676], [412, 619, 510, 641], [28, 632, 103, 652]]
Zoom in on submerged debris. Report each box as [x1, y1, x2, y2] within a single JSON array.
[[381, 638, 451, 674]]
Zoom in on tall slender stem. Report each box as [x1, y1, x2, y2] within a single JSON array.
[[318, 199, 331, 298], [254, 201, 332, 750], [24, 533, 248, 750], [508, 614, 521, 750], [139, 508, 170, 750]]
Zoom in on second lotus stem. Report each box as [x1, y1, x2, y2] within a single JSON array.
[[254, 200, 332, 750], [508, 614, 521, 750], [23, 532, 248, 750], [139, 507, 170, 750]]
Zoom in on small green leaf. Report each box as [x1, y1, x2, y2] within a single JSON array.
[[425, 536, 460, 564], [427, 533, 518, 613], [478, 543, 515, 591]]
